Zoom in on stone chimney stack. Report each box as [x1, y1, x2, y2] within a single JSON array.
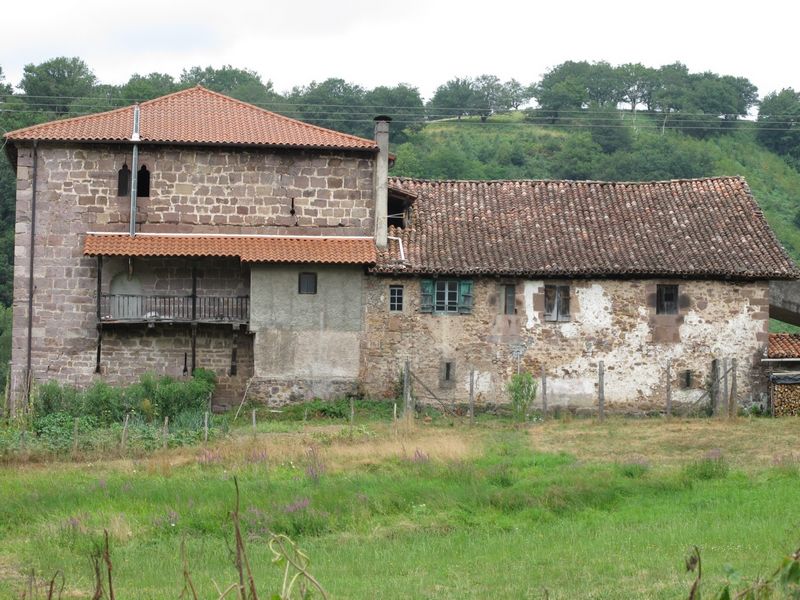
[[373, 116, 391, 249]]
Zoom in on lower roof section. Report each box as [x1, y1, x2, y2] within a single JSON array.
[[84, 233, 377, 265]]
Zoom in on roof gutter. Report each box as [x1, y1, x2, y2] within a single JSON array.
[[129, 104, 140, 237], [387, 235, 405, 262]]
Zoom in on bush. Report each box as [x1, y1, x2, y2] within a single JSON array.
[[506, 372, 538, 421], [33, 370, 217, 424]]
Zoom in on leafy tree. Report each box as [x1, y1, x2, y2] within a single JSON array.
[[427, 77, 476, 120], [364, 84, 424, 143], [0, 66, 12, 98], [585, 61, 623, 106], [19, 57, 97, 114], [757, 88, 800, 158], [499, 79, 533, 110], [586, 104, 633, 153], [652, 62, 691, 113], [288, 78, 367, 137], [180, 65, 281, 107], [533, 61, 592, 121], [552, 134, 603, 179], [618, 63, 656, 111], [472, 74, 504, 121], [118, 72, 179, 102]]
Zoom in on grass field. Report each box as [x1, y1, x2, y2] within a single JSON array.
[[1, 415, 799, 598]]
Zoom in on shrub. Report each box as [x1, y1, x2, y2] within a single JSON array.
[[35, 380, 81, 417], [506, 372, 538, 421]]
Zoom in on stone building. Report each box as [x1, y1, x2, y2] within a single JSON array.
[[4, 87, 798, 413]]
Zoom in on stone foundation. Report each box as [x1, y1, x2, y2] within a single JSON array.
[[245, 377, 359, 406]]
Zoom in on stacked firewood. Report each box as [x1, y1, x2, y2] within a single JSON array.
[[773, 384, 800, 416]]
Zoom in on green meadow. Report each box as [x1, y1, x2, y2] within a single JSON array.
[[1, 415, 799, 598]]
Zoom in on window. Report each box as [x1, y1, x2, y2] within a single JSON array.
[[440, 359, 456, 388], [137, 165, 150, 197], [503, 284, 516, 315], [298, 272, 317, 294], [544, 285, 570, 322], [117, 164, 130, 196], [420, 279, 473, 314], [656, 284, 678, 315], [389, 285, 404, 311]]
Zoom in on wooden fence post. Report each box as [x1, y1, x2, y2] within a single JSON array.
[[469, 369, 475, 426], [403, 360, 411, 420], [121, 413, 129, 450], [251, 408, 257, 433], [72, 417, 79, 454], [541, 367, 548, 419], [666, 360, 672, 417], [203, 411, 209, 444], [162, 416, 169, 449], [711, 358, 720, 416], [598, 361, 605, 421], [722, 357, 729, 417], [729, 358, 738, 418], [349, 397, 355, 429]]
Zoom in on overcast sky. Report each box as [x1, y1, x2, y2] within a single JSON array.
[[3, 0, 798, 101]]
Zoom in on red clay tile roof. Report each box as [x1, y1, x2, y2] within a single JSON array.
[[84, 234, 376, 264], [5, 86, 378, 151], [768, 334, 800, 359], [374, 176, 799, 280]]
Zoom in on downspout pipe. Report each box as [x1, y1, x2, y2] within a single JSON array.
[[129, 104, 140, 237], [25, 140, 38, 386]]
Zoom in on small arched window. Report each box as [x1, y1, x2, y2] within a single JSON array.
[[137, 165, 151, 197], [117, 164, 130, 196]]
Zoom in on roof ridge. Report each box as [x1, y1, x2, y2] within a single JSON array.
[[170, 85, 377, 147], [389, 175, 746, 186]]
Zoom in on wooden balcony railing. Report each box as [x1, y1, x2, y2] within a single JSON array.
[[99, 294, 249, 324]]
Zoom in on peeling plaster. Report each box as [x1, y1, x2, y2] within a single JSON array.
[[524, 280, 543, 329], [463, 370, 493, 394], [575, 284, 613, 332]]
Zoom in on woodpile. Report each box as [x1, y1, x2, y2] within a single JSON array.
[[773, 384, 800, 416]]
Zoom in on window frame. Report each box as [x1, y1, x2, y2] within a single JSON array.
[[656, 284, 679, 315], [389, 285, 404, 312], [420, 279, 473, 314], [298, 272, 317, 295], [544, 284, 571, 322], [503, 284, 516, 315]]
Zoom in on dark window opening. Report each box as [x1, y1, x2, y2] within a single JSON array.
[[298, 272, 317, 294], [682, 369, 693, 389], [117, 164, 130, 197], [657, 284, 678, 315], [137, 165, 150, 197], [544, 285, 570, 321], [444, 362, 453, 381], [387, 195, 406, 229], [503, 284, 516, 315], [389, 285, 404, 311]]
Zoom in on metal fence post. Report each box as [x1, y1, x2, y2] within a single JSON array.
[[598, 361, 605, 421]]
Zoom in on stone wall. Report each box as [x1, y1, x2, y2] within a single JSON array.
[[10, 141, 372, 406], [360, 276, 770, 412], [38, 143, 375, 235]]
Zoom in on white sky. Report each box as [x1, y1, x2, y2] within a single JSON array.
[[3, 0, 798, 101]]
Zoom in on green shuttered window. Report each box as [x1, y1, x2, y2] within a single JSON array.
[[420, 279, 473, 314]]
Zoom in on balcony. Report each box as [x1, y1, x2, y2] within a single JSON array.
[[99, 294, 249, 325]]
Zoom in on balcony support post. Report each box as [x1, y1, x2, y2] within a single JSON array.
[[191, 263, 197, 322], [95, 324, 102, 374], [191, 322, 197, 374], [96, 255, 102, 320]]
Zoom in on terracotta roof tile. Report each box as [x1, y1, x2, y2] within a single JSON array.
[[84, 234, 376, 264], [768, 333, 800, 359], [374, 177, 800, 280], [5, 86, 377, 151]]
